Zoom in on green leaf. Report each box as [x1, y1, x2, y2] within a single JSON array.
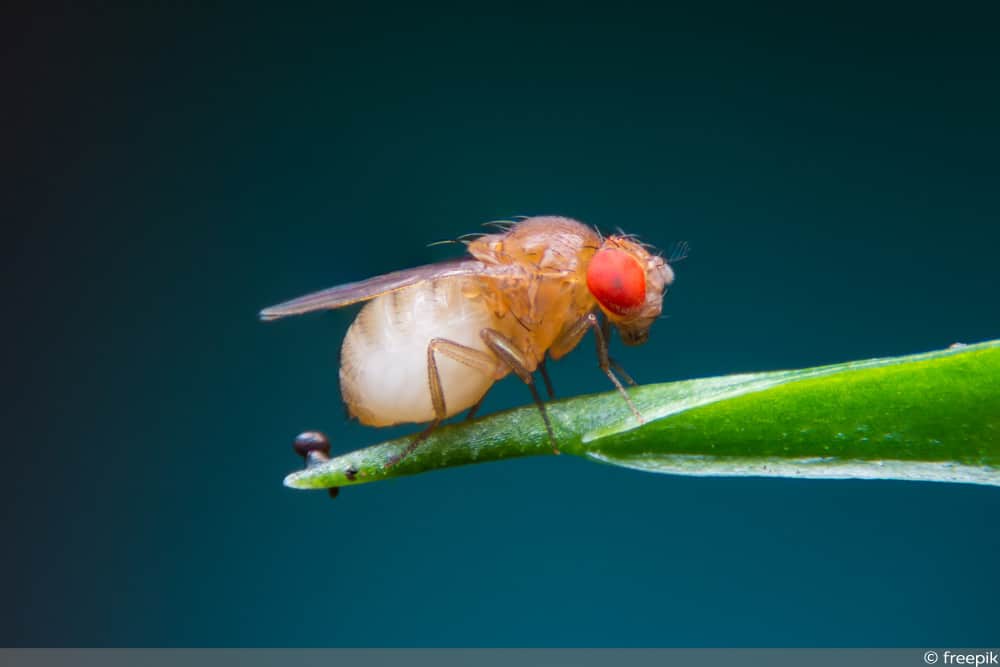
[[284, 339, 1000, 491]]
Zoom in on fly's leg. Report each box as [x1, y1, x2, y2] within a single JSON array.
[[385, 337, 499, 468], [589, 313, 644, 422], [552, 312, 643, 422], [609, 358, 637, 387], [385, 420, 440, 469], [384, 343, 444, 468], [537, 357, 555, 399], [599, 315, 637, 387], [464, 384, 492, 421], [479, 328, 560, 454]]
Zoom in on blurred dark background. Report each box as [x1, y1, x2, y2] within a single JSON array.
[[3, 3, 998, 646]]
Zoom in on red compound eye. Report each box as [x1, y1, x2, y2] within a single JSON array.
[[586, 248, 646, 315]]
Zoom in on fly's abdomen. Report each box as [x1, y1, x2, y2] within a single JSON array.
[[339, 279, 499, 426]]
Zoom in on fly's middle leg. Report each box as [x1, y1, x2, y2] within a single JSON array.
[[537, 357, 555, 399], [479, 328, 560, 454], [385, 337, 499, 468]]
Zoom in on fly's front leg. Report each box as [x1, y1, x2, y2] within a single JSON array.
[[590, 313, 644, 422], [479, 329, 560, 454], [599, 314, 637, 387], [609, 358, 637, 387], [554, 312, 644, 423], [386, 337, 499, 468]]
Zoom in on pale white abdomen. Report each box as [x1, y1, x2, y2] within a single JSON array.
[[339, 279, 503, 426]]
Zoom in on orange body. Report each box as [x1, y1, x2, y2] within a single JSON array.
[[261, 215, 674, 429], [462, 216, 603, 369]]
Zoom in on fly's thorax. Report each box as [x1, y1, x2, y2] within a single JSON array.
[[467, 216, 601, 273], [465, 216, 602, 362]]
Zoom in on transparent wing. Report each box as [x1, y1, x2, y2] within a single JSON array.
[[259, 258, 492, 321]]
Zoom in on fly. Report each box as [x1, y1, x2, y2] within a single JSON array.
[[260, 215, 676, 466]]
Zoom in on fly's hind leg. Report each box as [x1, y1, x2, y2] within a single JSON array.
[[479, 328, 560, 454], [385, 337, 499, 468], [462, 349, 551, 421], [464, 384, 492, 421]]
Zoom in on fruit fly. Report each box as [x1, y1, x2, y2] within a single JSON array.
[[260, 215, 675, 466]]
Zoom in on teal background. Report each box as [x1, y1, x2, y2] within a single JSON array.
[[5, 3, 999, 646]]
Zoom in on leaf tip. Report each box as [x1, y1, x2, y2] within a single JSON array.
[[283, 470, 311, 489]]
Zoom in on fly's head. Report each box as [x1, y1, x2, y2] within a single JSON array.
[[585, 235, 674, 346]]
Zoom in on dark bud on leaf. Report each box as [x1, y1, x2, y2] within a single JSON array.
[[293, 431, 331, 459]]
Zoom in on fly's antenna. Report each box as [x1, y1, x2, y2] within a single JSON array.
[[592, 225, 605, 243], [668, 241, 691, 264]]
